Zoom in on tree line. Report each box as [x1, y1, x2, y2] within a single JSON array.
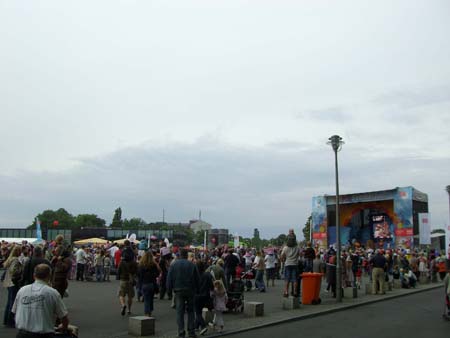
[[26, 207, 310, 247]]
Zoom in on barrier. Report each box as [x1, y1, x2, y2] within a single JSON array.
[[129, 316, 155, 337], [244, 301, 264, 317]]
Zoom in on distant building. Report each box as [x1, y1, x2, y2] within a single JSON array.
[[190, 220, 212, 233]]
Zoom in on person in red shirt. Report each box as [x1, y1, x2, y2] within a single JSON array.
[[114, 245, 123, 268]]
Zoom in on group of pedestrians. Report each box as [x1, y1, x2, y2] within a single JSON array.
[[1, 236, 75, 337], [2, 234, 450, 337]]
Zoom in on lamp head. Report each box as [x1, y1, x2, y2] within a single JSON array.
[[327, 135, 344, 152]]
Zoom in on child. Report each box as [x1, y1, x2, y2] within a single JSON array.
[[104, 252, 112, 282], [209, 280, 227, 333]]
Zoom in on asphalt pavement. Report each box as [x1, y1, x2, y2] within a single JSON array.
[[0, 276, 445, 338], [224, 287, 449, 338]]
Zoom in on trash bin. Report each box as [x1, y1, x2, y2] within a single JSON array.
[[301, 272, 322, 305]]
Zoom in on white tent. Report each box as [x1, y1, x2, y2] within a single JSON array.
[[0, 238, 37, 244]]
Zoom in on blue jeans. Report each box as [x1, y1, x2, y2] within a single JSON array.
[[175, 289, 195, 337], [95, 266, 104, 282], [3, 285, 18, 327], [142, 283, 155, 314], [255, 270, 265, 291]]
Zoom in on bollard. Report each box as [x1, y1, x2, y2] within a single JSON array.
[[244, 301, 264, 317], [282, 296, 300, 310], [129, 316, 155, 337]]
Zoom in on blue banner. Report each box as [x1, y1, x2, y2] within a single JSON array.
[[36, 218, 42, 241]]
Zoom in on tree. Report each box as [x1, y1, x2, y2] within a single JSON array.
[[74, 214, 106, 228], [123, 218, 147, 229], [252, 228, 261, 249], [194, 229, 207, 246], [28, 208, 75, 230], [111, 207, 123, 228], [302, 215, 312, 243], [270, 234, 287, 247]]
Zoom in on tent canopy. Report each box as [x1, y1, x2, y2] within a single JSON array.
[[73, 238, 108, 245], [113, 238, 139, 245]]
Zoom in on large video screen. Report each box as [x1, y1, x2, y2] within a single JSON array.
[[373, 215, 392, 239]]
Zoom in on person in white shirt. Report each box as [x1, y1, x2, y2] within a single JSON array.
[[107, 244, 119, 267], [12, 264, 70, 338], [264, 251, 276, 287], [75, 246, 88, 281]]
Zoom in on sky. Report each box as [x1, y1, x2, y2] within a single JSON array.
[[1, 0, 449, 239]]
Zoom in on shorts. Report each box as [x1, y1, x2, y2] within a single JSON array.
[[284, 265, 298, 283], [118, 281, 135, 298]]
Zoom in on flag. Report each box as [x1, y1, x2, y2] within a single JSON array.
[[36, 218, 42, 241]]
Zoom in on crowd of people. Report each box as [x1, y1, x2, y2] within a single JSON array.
[[1, 231, 450, 337]]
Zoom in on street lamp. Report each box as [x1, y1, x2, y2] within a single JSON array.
[[327, 135, 344, 302], [446, 185, 450, 256]]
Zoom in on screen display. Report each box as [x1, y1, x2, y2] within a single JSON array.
[[373, 215, 392, 239]]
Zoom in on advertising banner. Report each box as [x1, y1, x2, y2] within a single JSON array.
[[418, 213, 431, 245], [311, 196, 327, 248], [394, 187, 413, 248]]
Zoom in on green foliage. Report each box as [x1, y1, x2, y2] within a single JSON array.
[[270, 234, 287, 246], [302, 215, 312, 243], [123, 218, 147, 229], [74, 214, 106, 228], [193, 229, 207, 246], [111, 207, 123, 228], [28, 208, 75, 230]]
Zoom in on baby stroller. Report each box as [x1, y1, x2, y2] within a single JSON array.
[[241, 269, 255, 291], [226, 279, 245, 312]]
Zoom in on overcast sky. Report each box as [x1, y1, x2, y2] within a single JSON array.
[[1, 1, 449, 238]]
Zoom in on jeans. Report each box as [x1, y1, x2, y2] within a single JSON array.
[[76, 263, 85, 281], [3, 285, 18, 327], [175, 289, 195, 337], [255, 270, 265, 291], [142, 283, 155, 314], [159, 273, 172, 300], [103, 267, 111, 281], [95, 266, 104, 282], [194, 295, 209, 329]]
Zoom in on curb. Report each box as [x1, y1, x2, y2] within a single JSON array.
[[206, 284, 442, 338]]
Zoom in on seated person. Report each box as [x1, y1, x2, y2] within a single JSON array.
[[400, 267, 417, 288], [392, 265, 400, 280]]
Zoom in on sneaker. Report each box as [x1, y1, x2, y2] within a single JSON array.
[[200, 327, 208, 335], [121, 305, 126, 316]]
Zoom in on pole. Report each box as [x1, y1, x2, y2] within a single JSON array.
[[204, 230, 207, 251], [163, 209, 165, 224], [446, 186, 450, 258], [335, 149, 342, 302]]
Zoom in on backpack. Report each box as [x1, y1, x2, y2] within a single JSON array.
[[122, 247, 134, 262], [11, 259, 23, 286]]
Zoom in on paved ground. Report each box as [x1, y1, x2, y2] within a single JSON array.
[[225, 287, 449, 338], [0, 276, 444, 338]]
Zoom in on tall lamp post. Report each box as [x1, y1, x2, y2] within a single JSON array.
[[328, 135, 344, 302], [446, 185, 450, 257]]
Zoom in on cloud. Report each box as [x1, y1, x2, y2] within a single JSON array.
[[1, 139, 449, 238], [297, 106, 350, 122], [373, 84, 450, 109]]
